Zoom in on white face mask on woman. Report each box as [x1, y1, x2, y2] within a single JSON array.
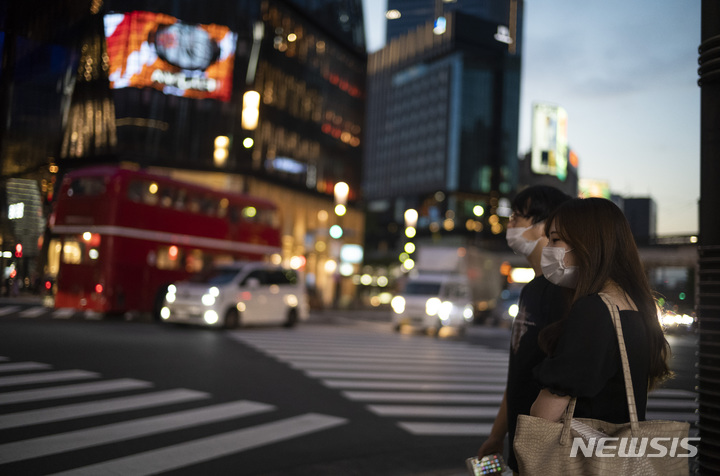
[[506, 225, 543, 257], [541, 247, 579, 288]]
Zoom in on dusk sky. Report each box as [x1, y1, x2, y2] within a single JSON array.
[[363, 0, 701, 235]]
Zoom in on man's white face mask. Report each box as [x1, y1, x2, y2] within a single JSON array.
[[506, 224, 543, 257]]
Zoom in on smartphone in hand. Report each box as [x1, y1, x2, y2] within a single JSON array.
[[466, 454, 506, 475]]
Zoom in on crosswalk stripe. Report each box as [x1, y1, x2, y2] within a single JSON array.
[[368, 405, 501, 419], [247, 343, 506, 359], [235, 336, 502, 355], [18, 306, 49, 318], [322, 380, 505, 392], [398, 421, 493, 436], [647, 398, 697, 410], [342, 391, 503, 404], [0, 370, 99, 387], [647, 411, 698, 422], [290, 361, 507, 373], [84, 311, 103, 320], [0, 389, 211, 430], [46, 413, 348, 476], [650, 389, 697, 399], [306, 370, 505, 383], [0, 400, 275, 464], [0, 306, 20, 316], [0, 379, 153, 405], [273, 352, 508, 367], [53, 308, 76, 319], [0, 362, 53, 373]]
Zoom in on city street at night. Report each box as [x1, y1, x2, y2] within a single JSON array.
[[0, 300, 698, 475]]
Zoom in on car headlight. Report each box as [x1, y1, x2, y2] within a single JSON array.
[[508, 304, 519, 318], [438, 301, 453, 320], [167, 284, 176, 294], [165, 292, 176, 303], [425, 297, 441, 316], [285, 294, 298, 307], [209, 286, 220, 297], [204, 310, 219, 324], [201, 294, 216, 306], [463, 305, 474, 321], [391, 296, 406, 314], [160, 307, 171, 319]]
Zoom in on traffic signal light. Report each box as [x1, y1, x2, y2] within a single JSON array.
[[14, 243, 22, 258]]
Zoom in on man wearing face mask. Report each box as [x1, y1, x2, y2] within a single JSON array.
[[476, 185, 571, 474]]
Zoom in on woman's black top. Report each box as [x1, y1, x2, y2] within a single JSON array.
[[533, 293, 650, 423]]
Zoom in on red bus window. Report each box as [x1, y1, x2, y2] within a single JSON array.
[[218, 198, 229, 218], [62, 239, 84, 264], [187, 195, 201, 213], [67, 177, 106, 197], [159, 188, 174, 208], [143, 182, 160, 206], [127, 181, 143, 202], [174, 189, 187, 211], [157, 246, 183, 270], [185, 249, 204, 273]]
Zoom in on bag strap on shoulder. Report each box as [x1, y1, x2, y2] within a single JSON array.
[[559, 293, 640, 444]]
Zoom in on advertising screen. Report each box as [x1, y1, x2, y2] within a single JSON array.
[[104, 11, 237, 102], [579, 178, 611, 199], [531, 103, 568, 180]]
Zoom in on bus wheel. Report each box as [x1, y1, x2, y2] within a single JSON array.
[[224, 309, 240, 329], [284, 308, 298, 328]]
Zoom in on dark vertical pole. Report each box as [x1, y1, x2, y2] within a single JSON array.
[[0, 3, 18, 174], [697, 0, 720, 473]]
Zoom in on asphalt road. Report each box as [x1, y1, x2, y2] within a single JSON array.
[[0, 300, 699, 475]]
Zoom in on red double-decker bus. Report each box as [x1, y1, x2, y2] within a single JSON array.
[[48, 165, 282, 314]]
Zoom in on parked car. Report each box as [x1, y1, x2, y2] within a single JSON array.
[[160, 262, 308, 328], [391, 274, 475, 334]]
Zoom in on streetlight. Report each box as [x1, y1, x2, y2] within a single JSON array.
[[402, 208, 418, 269], [334, 182, 349, 209], [404, 208, 418, 236], [332, 182, 350, 308]]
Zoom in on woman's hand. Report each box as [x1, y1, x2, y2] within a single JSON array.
[[530, 388, 571, 421], [477, 434, 504, 458]]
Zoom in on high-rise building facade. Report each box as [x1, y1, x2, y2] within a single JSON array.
[[363, 8, 523, 264], [623, 197, 657, 245], [286, 0, 366, 52], [386, 0, 521, 48]]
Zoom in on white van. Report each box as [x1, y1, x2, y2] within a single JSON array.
[[160, 262, 309, 328], [390, 274, 475, 333]]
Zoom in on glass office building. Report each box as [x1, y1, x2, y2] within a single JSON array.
[[385, 0, 521, 45], [363, 10, 522, 262]]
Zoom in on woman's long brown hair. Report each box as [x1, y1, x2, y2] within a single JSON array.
[[539, 197, 672, 389]]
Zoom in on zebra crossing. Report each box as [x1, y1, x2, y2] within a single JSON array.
[[230, 326, 699, 437], [0, 356, 347, 474], [0, 304, 99, 321]]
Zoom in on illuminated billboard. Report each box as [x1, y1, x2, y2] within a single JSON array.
[[104, 11, 237, 102], [531, 103, 568, 180], [579, 178, 611, 199]]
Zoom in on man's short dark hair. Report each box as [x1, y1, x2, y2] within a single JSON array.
[[511, 186, 572, 224]]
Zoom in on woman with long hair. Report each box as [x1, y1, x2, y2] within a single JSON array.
[[529, 197, 671, 423]]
